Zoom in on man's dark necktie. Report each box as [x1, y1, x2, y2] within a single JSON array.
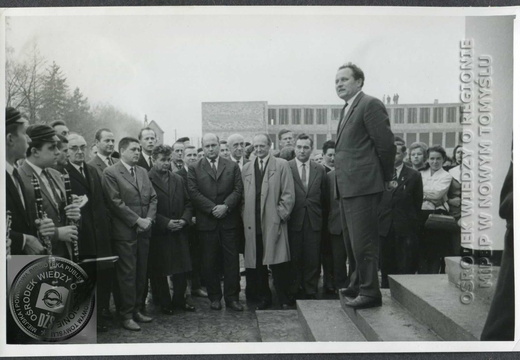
[[210, 159, 217, 176], [301, 163, 307, 190]]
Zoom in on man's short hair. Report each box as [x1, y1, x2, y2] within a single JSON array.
[[278, 129, 292, 140], [394, 136, 405, 145], [201, 134, 220, 146], [95, 128, 112, 141], [118, 137, 140, 153], [296, 133, 313, 148], [50, 120, 66, 128], [219, 140, 227, 145], [254, 133, 272, 147], [338, 62, 365, 87], [152, 144, 172, 159], [397, 145, 407, 153], [177, 136, 190, 143], [197, 147, 203, 153], [138, 127, 156, 140], [322, 140, 335, 154], [185, 145, 196, 151]]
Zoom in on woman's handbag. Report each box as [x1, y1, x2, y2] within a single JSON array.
[[424, 205, 459, 232]]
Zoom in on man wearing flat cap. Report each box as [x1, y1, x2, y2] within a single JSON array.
[[17, 123, 82, 258], [5, 107, 55, 255]]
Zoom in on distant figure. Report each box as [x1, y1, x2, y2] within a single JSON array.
[[396, 93, 399, 104], [313, 152, 323, 164], [278, 129, 295, 150], [386, 95, 391, 105], [219, 140, 230, 159], [197, 147, 204, 160], [89, 144, 98, 161]]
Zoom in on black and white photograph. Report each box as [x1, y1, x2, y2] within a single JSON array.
[[1, 5, 517, 356]]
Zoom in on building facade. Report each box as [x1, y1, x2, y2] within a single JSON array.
[[202, 101, 462, 155]]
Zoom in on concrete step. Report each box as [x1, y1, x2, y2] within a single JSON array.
[[297, 300, 366, 342], [389, 274, 490, 341], [255, 309, 306, 342], [340, 290, 441, 341], [445, 256, 499, 304]]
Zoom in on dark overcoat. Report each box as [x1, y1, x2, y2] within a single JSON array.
[[149, 167, 193, 275]]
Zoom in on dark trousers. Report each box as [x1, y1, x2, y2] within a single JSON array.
[[199, 228, 239, 303], [481, 225, 514, 340], [321, 231, 335, 289], [339, 193, 382, 299], [380, 228, 417, 288], [96, 266, 113, 313], [330, 233, 349, 289], [246, 234, 294, 306], [246, 234, 272, 303], [112, 235, 150, 320], [188, 228, 203, 290], [289, 216, 321, 295], [151, 272, 188, 308]]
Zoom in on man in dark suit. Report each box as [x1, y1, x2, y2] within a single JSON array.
[[137, 127, 156, 171], [18, 125, 81, 259], [335, 62, 395, 309], [5, 108, 54, 256], [321, 140, 336, 293], [177, 145, 208, 299], [88, 128, 117, 178], [102, 137, 157, 331], [65, 133, 115, 331], [378, 144, 423, 288], [288, 134, 328, 299], [187, 133, 244, 312]]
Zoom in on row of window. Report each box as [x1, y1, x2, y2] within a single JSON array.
[[394, 131, 459, 149], [268, 106, 459, 126], [392, 107, 457, 124]]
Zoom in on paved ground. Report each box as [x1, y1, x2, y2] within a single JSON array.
[[97, 270, 338, 343]]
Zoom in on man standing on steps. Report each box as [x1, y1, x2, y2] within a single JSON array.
[[334, 62, 395, 309]]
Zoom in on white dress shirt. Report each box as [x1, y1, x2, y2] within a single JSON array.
[[342, 91, 362, 120], [420, 167, 453, 210], [295, 158, 310, 188], [230, 155, 244, 171]]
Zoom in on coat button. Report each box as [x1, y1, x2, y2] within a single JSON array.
[[248, 227, 251, 229]]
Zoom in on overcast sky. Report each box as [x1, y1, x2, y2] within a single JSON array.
[[6, 10, 465, 144]]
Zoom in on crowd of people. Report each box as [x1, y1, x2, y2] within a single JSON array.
[[5, 62, 466, 337]]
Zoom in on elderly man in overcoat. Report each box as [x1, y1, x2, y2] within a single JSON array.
[[242, 133, 295, 310]]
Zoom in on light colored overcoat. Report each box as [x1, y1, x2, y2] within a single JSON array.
[[242, 156, 295, 268]]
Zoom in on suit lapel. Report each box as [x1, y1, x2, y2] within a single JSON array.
[[67, 163, 90, 190], [216, 159, 226, 180], [337, 91, 364, 140], [118, 162, 139, 190], [202, 158, 217, 181], [20, 163, 60, 212], [307, 161, 318, 193], [261, 157, 276, 213], [6, 172, 29, 225], [149, 169, 169, 195], [289, 160, 306, 192]]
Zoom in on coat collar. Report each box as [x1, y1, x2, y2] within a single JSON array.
[[66, 161, 90, 190], [337, 91, 365, 139], [149, 167, 172, 195]]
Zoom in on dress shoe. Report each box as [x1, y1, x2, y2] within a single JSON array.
[[121, 319, 141, 331], [255, 300, 272, 310], [344, 295, 382, 310], [181, 303, 196, 312], [161, 306, 174, 315], [100, 308, 113, 320], [281, 303, 296, 310], [192, 288, 208, 298], [133, 311, 153, 323], [226, 301, 244, 312], [210, 300, 222, 310], [340, 288, 359, 298]]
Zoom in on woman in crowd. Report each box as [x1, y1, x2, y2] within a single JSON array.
[[418, 145, 454, 274], [408, 142, 429, 171]]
